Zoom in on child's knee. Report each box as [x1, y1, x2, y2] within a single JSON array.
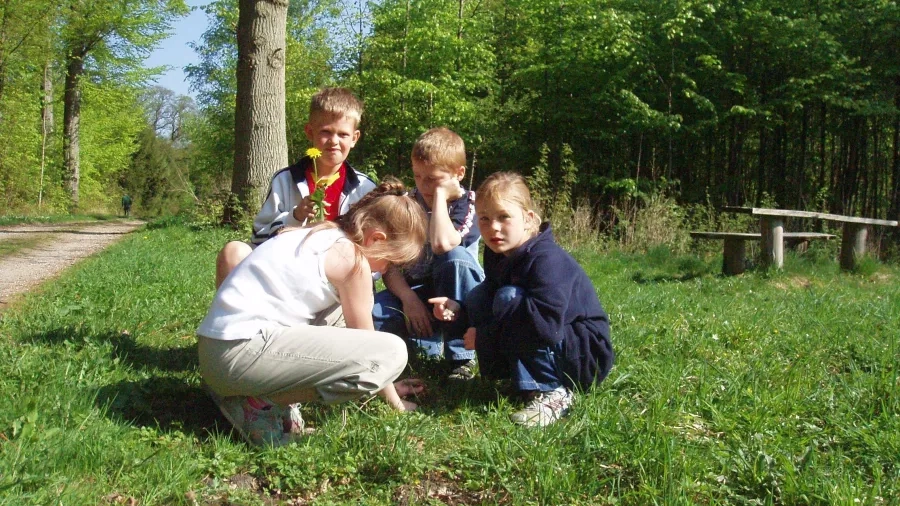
[[372, 333, 409, 381], [218, 241, 251, 269], [492, 285, 524, 314]]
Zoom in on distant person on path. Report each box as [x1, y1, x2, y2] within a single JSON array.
[[197, 179, 427, 447], [121, 194, 132, 217], [215, 87, 376, 288], [372, 127, 483, 381], [430, 172, 614, 427]]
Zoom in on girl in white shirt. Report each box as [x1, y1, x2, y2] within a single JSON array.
[[197, 179, 427, 446]]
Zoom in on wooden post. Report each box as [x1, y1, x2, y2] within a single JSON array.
[[840, 223, 868, 271], [722, 237, 746, 275], [760, 217, 784, 269]]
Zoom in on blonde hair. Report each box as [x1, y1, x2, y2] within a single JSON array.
[[476, 172, 542, 235], [411, 127, 466, 172], [309, 178, 426, 270], [309, 87, 364, 127]]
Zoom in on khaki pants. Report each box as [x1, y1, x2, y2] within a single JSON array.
[[198, 306, 408, 404]]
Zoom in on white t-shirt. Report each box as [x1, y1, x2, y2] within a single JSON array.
[[197, 227, 347, 341]]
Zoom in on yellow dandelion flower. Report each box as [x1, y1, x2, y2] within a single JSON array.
[[306, 147, 322, 159]]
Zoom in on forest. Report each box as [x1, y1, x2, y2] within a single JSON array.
[[1, 0, 897, 239]]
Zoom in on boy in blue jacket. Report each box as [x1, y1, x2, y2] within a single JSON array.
[[431, 172, 613, 426], [373, 127, 483, 379]]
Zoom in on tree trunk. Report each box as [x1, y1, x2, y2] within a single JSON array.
[[63, 50, 84, 209], [39, 60, 53, 209], [890, 78, 900, 222], [228, 0, 289, 224]]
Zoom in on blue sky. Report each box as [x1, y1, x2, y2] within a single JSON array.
[[144, 0, 210, 99]]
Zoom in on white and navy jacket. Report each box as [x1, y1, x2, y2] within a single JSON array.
[[402, 186, 480, 284], [251, 157, 377, 245]]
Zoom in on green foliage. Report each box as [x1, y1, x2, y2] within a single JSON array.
[[78, 82, 145, 212]]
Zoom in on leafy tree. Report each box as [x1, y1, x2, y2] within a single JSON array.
[[58, 0, 187, 210]]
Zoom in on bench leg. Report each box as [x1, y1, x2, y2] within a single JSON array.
[[840, 223, 867, 271], [760, 218, 784, 269], [722, 238, 746, 275]]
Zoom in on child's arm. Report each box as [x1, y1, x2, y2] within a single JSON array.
[[251, 171, 304, 244], [383, 267, 433, 338], [496, 254, 571, 346], [429, 180, 465, 254], [326, 241, 417, 411]]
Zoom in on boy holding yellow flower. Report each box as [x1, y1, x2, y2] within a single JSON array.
[[215, 87, 376, 288]]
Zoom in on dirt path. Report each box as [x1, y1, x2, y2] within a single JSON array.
[[0, 220, 144, 308]]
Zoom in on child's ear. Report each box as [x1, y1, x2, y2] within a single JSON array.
[[455, 165, 466, 181], [525, 210, 539, 230], [365, 229, 387, 246], [304, 122, 314, 142]]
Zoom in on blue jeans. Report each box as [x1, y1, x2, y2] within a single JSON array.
[[466, 283, 564, 392], [373, 246, 483, 362]]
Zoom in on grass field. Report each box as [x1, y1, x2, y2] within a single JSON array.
[[0, 220, 897, 505]]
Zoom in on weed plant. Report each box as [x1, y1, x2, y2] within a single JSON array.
[[0, 218, 897, 504]]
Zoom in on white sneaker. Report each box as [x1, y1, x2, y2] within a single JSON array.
[[509, 387, 574, 427]]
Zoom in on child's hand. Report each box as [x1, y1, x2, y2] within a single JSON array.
[[434, 178, 464, 203], [402, 297, 433, 337], [427, 297, 461, 322], [463, 327, 477, 350], [394, 378, 425, 398], [293, 196, 317, 223]]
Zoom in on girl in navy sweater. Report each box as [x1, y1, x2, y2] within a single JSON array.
[[431, 172, 614, 426]]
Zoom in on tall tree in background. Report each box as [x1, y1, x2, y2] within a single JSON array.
[[227, 0, 288, 224], [59, 0, 186, 209]]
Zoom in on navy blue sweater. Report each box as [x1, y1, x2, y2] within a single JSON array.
[[481, 223, 614, 389]]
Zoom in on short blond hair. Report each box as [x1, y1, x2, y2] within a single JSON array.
[[310, 87, 364, 127], [411, 127, 466, 172], [476, 172, 541, 235]]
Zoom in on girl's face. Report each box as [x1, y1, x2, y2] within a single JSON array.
[[477, 198, 535, 256]]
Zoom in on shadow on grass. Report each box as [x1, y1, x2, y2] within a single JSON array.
[[96, 378, 224, 440], [28, 327, 197, 373], [26, 327, 224, 439], [631, 270, 706, 283], [400, 354, 511, 414]]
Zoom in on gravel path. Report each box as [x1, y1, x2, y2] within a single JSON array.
[[0, 220, 144, 308]]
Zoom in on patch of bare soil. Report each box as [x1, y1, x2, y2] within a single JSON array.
[[0, 220, 144, 309]]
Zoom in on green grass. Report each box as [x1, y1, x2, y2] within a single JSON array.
[[1, 221, 897, 504]]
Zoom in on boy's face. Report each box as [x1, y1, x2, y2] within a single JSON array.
[[304, 113, 360, 173], [477, 198, 535, 256], [411, 160, 465, 209]]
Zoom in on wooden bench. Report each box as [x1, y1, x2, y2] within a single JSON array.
[[722, 207, 898, 271], [691, 231, 836, 275]]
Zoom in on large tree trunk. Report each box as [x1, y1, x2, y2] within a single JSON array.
[[227, 0, 288, 225], [63, 50, 84, 209]]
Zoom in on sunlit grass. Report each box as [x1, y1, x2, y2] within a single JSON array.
[[0, 220, 896, 504]]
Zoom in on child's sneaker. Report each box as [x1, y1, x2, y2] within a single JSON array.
[[283, 403, 305, 434], [509, 386, 574, 427], [448, 359, 477, 380], [205, 385, 299, 447]]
